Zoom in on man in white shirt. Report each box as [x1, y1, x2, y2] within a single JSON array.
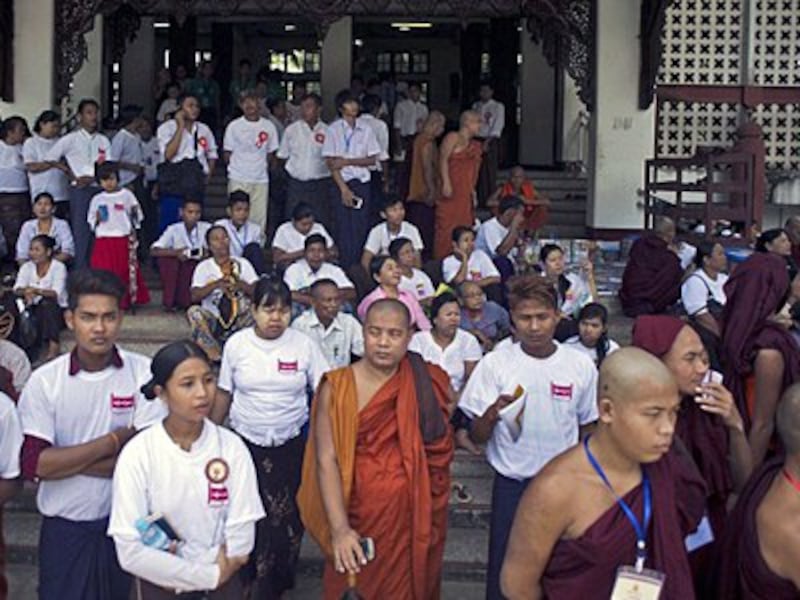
[[476, 195, 524, 285], [322, 89, 381, 268], [393, 82, 428, 198], [46, 99, 111, 269], [214, 190, 267, 274], [459, 275, 597, 599], [359, 94, 391, 220], [277, 93, 334, 233], [361, 196, 423, 271], [17, 269, 166, 600], [472, 81, 506, 207], [291, 278, 364, 369], [283, 234, 356, 311], [223, 90, 279, 235], [108, 106, 145, 189], [271, 201, 337, 268]]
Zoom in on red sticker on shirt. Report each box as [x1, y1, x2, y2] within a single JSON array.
[[111, 395, 135, 410], [198, 137, 209, 150], [256, 131, 269, 148], [113, 203, 125, 211], [314, 132, 325, 144], [97, 148, 106, 162], [550, 383, 573, 401], [208, 484, 229, 505], [278, 360, 298, 373]]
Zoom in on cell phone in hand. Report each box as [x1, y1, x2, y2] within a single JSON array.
[[359, 537, 375, 561], [352, 196, 364, 210], [98, 205, 110, 223]]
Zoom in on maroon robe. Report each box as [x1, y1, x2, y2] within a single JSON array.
[[619, 234, 683, 317], [541, 448, 706, 599], [720, 252, 800, 426], [713, 458, 799, 599]]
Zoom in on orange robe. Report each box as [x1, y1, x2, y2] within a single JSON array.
[[434, 140, 482, 259], [498, 181, 549, 232], [297, 357, 454, 600]]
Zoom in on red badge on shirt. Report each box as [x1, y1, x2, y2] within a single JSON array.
[[206, 458, 230, 506], [208, 486, 229, 505], [198, 137, 209, 151], [110, 395, 135, 411], [278, 360, 298, 374], [256, 131, 269, 148], [113, 203, 125, 211], [314, 132, 325, 144], [97, 148, 107, 162], [550, 383, 573, 401]]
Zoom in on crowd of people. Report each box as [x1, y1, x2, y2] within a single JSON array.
[[0, 59, 797, 600]]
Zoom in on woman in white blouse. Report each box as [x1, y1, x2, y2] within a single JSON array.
[[109, 340, 265, 599], [22, 111, 71, 217], [211, 277, 328, 598], [539, 243, 595, 341], [13, 235, 67, 361]]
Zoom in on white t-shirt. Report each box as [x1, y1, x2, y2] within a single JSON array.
[[151, 221, 211, 253], [14, 259, 68, 307], [442, 249, 500, 284], [277, 119, 329, 181], [88, 188, 143, 238], [108, 420, 265, 593], [109, 128, 144, 186], [476, 217, 516, 259], [472, 99, 505, 139], [559, 272, 594, 319], [214, 218, 264, 258], [358, 114, 390, 172], [681, 270, 729, 317], [141, 137, 161, 183], [272, 221, 334, 254], [283, 259, 354, 292], [22, 135, 69, 201], [321, 118, 381, 184], [0, 140, 28, 193], [156, 120, 218, 174], [190, 257, 259, 318], [0, 393, 23, 479], [363, 221, 424, 256], [15, 218, 75, 261], [0, 339, 31, 395], [17, 349, 166, 520], [218, 328, 329, 446], [291, 309, 364, 370], [46, 128, 111, 178], [156, 98, 179, 124], [563, 336, 621, 367], [399, 268, 435, 302], [223, 116, 279, 184], [393, 99, 429, 137], [459, 343, 598, 480], [409, 329, 482, 392]]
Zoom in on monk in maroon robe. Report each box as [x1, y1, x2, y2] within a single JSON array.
[[619, 217, 684, 317], [712, 384, 800, 598], [501, 348, 706, 599]]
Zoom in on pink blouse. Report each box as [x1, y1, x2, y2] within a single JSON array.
[[356, 286, 432, 331]]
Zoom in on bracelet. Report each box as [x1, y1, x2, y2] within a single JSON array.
[[108, 431, 121, 454]]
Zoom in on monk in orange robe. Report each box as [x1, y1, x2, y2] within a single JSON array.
[[488, 165, 551, 233], [435, 110, 482, 259], [298, 298, 455, 600]]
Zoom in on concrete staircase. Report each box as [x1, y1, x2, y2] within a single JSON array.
[[512, 168, 589, 239]]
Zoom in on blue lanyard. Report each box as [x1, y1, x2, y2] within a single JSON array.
[[229, 223, 248, 251], [583, 435, 651, 573], [342, 122, 356, 154]]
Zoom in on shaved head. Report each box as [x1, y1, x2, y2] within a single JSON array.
[[653, 216, 676, 242], [365, 298, 410, 329], [777, 383, 800, 455], [511, 166, 525, 178], [599, 347, 678, 405], [785, 216, 800, 244]]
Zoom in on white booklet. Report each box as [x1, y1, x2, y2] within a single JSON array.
[[498, 385, 526, 442]]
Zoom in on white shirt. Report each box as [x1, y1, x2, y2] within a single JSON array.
[[0, 339, 31, 395], [218, 328, 329, 446], [321, 117, 381, 184], [0, 393, 22, 479], [277, 119, 330, 181], [681, 270, 729, 317], [156, 98, 179, 124], [678, 242, 698, 271], [22, 135, 69, 201], [409, 329, 482, 392], [88, 188, 143, 238], [14, 259, 68, 307], [109, 420, 264, 593], [292, 309, 364, 369], [151, 221, 211, 253], [393, 99, 429, 137], [363, 221, 424, 256], [399, 268, 435, 302], [272, 221, 334, 255], [442, 249, 500, 284], [214, 218, 264, 258], [17, 349, 166, 520], [223, 116, 279, 184], [283, 259, 354, 292], [563, 336, 621, 367], [156, 120, 218, 175], [476, 217, 515, 259], [109, 129, 144, 186], [358, 114, 389, 172], [459, 343, 598, 480], [191, 257, 258, 318], [472, 99, 506, 139], [559, 272, 594, 319], [0, 141, 28, 193], [15, 218, 75, 261], [46, 128, 111, 178], [140, 137, 161, 183]]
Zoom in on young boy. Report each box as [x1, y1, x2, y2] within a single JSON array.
[[283, 234, 356, 310], [360, 195, 423, 271], [214, 190, 266, 275], [271, 201, 337, 268], [17, 269, 166, 600], [390, 237, 435, 306], [150, 198, 211, 311], [16, 192, 75, 264]]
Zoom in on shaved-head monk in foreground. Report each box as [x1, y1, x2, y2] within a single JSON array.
[[297, 298, 454, 599], [713, 383, 800, 598], [501, 347, 706, 599]]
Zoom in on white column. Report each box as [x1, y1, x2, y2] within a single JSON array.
[[587, 0, 655, 232], [321, 17, 352, 121], [67, 14, 105, 117], [122, 17, 155, 116], [0, 0, 56, 123], [518, 22, 556, 165]]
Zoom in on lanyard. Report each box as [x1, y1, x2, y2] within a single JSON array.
[[583, 436, 651, 573], [229, 223, 248, 251], [183, 224, 199, 249], [342, 121, 356, 154]]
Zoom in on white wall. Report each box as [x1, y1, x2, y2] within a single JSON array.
[[67, 14, 105, 118], [518, 26, 556, 165], [321, 17, 352, 120], [122, 17, 156, 116], [0, 0, 56, 123], [588, 0, 655, 231]]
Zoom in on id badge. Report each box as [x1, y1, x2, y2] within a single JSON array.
[[610, 566, 665, 600]]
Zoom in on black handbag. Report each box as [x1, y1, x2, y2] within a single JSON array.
[[157, 127, 206, 199]]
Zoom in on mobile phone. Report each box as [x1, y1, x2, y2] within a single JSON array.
[[98, 205, 110, 223], [352, 196, 364, 210], [702, 370, 723, 385], [359, 537, 375, 562], [189, 247, 202, 258]]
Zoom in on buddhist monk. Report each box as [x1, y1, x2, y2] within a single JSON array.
[[784, 215, 800, 268], [619, 216, 684, 317], [297, 298, 454, 599], [501, 347, 707, 600], [713, 383, 800, 598], [406, 111, 445, 260], [487, 165, 551, 233]]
